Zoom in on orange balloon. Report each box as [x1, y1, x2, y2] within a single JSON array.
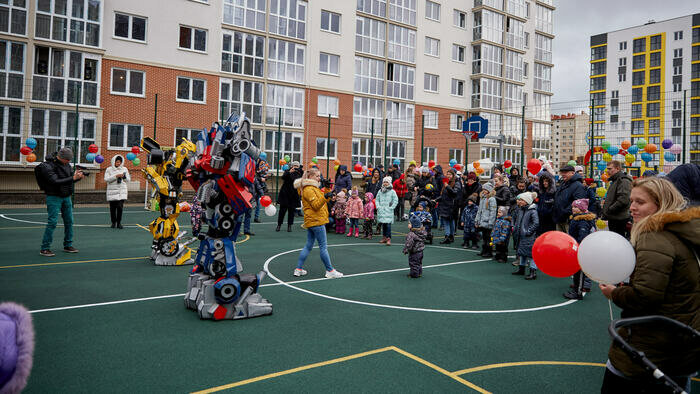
[[333, 159, 341, 165], [473, 161, 481, 169], [601, 173, 609, 182], [26, 153, 37, 163], [620, 140, 631, 150], [476, 167, 484, 174], [644, 143, 657, 154]]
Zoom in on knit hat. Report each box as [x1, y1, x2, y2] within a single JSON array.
[[409, 214, 423, 229], [419, 201, 427, 209], [364, 192, 374, 201], [467, 172, 477, 180], [482, 182, 494, 192], [498, 206, 509, 216], [382, 176, 392, 184], [572, 198, 589, 212], [290, 161, 300, 167], [517, 191, 536, 205], [57, 147, 73, 161], [336, 191, 345, 199], [468, 194, 478, 203], [574, 165, 584, 173], [584, 177, 595, 186], [0, 302, 35, 394]]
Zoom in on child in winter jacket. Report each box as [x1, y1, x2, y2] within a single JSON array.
[[393, 174, 408, 221], [475, 183, 498, 257], [491, 206, 512, 263], [362, 192, 375, 239], [411, 201, 433, 244], [564, 198, 596, 300], [460, 194, 479, 249], [375, 177, 399, 245], [403, 215, 427, 278], [344, 187, 364, 237], [512, 192, 540, 280], [331, 191, 347, 234]]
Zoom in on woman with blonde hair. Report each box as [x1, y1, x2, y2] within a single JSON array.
[[600, 177, 700, 392], [292, 167, 343, 279]]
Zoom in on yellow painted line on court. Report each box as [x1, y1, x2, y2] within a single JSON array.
[[452, 361, 606, 376], [390, 346, 489, 393], [191, 347, 395, 393], [0, 256, 149, 269]]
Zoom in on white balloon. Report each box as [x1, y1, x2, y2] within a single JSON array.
[[264, 204, 277, 216], [577, 231, 636, 284]]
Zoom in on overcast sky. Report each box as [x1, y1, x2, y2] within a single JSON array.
[[552, 1, 699, 105]]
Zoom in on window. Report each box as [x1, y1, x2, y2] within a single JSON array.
[[388, 0, 416, 25], [176, 76, 206, 103], [318, 95, 339, 117], [269, 0, 306, 40], [674, 30, 683, 40], [611, 90, 619, 98], [1, 0, 26, 35], [387, 24, 415, 63], [32, 46, 99, 106], [424, 36, 439, 57], [0, 106, 22, 162], [452, 44, 465, 62], [425, 0, 440, 21], [473, 9, 503, 44], [649, 52, 660, 67], [316, 138, 337, 159], [618, 73, 626, 82], [504, 82, 522, 113], [110, 68, 144, 96], [619, 57, 626, 66], [354, 56, 384, 96], [386, 62, 414, 100], [505, 50, 523, 82], [0, 40, 24, 99], [422, 146, 437, 163], [352, 137, 383, 169], [221, 30, 264, 77], [175, 128, 200, 146], [591, 45, 606, 61], [320, 10, 340, 33], [633, 38, 645, 53], [265, 84, 304, 127], [424, 73, 438, 92], [534, 63, 552, 92], [649, 69, 660, 84], [451, 78, 464, 96], [453, 9, 466, 28], [647, 102, 660, 118], [695, 27, 700, 44], [632, 54, 645, 70], [632, 70, 644, 86], [319, 52, 339, 75], [179, 25, 206, 52], [386, 101, 414, 138], [534, 4, 552, 34], [648, 119, 660, 134], [385, 139, 406, 168], [649, 35, 661, 50], [223, 0, 266, 31], [590, 61, 605, 76], [35, 0, 100, 46], [357, 0, 386, 18], [268, 38, 305, 83], [506, 17, 525, 50], [674, 48, 682, 58], [31, 109, 96, 164], [534, 33, 552, 63], [472, 43, 503, 77], [507, 0, 526, 18], [423, 110, 437, 128], [523, 62, 528, 78], [631, 120, 643, 133], [262, 130, 302, 168], [113, 12, 145, 42], [353, 96, 383, 135], [632, 88, 642, 102], [619, 41, 627, 50], [355, 16, 385, 57], [647, 85, 660, 101], [219, 78, 263, 124], [450, 113, 463, 131], [449, 149, 463, 166]]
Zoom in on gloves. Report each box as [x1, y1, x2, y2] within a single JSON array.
[[324, 192, 334, 199]]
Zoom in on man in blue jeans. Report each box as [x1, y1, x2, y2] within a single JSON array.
[[37, 147, 84, 256]]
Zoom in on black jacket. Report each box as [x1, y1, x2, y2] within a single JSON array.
[[39, 153, 79, 197], [553, 173, 587, 224], [495, 185, 511, 207], [277, 168, 303, 206], [436, 182, 458, 218], [602, 171, 633, 221], [666, 164, 700, 206]]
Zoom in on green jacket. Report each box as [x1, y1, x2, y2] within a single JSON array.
[[609, 206, 700, 378], [602, 171, 632, 221]]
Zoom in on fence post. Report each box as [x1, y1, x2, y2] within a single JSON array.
[[520, 105, 525, 176], [420, 115, 425, 165], [370, 119, 375, 168], [589, 96, 594, 178], [153, 93, 158, 139], [383, 118, 388, 169], [275, 108, 281, 204], [682, 89, 687, 164], [72, 84, 80, 207]]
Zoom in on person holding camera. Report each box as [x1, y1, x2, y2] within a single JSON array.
[[276, 161, 303, 232], [104, 155, 130, 229], [36, 147, 84, 256]]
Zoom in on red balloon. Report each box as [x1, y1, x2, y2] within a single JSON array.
[[504, 160, 512, 169], [353, 163, 363, 172], [526, 158, 542, 175], [19, 146, 32, 156], [260, 195, 272, 207], [453, 164, 462, 171], [532, 231, 580, 278], [88, 144, 99, 154], [131, 146, 140, 155], [442, 177, 449, 184], [428, 160, 435, 168]]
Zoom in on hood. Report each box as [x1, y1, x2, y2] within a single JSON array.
[[45, 151, 58, 162], [538, 171, 555, 193], [338, 165, 348, 173], [294, 178, 319, 190], [527, 203, 537, 210], [111, 154, 125, 168], [364, 192, 374, 201], [433, 165, 443, 175], [571, 213, 596, 221], [637, 206, 700, 247]]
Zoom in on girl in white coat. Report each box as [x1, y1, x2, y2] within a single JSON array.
[[104, 155, 130, 228]]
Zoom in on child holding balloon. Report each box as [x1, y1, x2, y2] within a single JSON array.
[[563, 199, 596, 299]]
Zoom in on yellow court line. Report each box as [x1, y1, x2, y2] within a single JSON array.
[[191, 347, 395, 393], [0, 256, 149, 269], [453, 361, 607, 376]]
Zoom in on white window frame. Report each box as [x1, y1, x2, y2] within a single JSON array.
[[425, 0, 440, 21], [386, 139, 406, 168], [268, 38, 305, 84], [451, 78, 464, 97], [113, 12, 146, 43], [388, 0, 416, 25], [354, 56, 384, 96], [176, 76, 206, 104], [386, 62, 415, 100], [30, 108, 97, 165], [317, 95, 339, 118], [320, 10, 341, 34], [219, 78, 264, 124], [0, 105, 22, 163], [221, 30, 265, 78], [452, 43, 465, 63], [424, 72, 438, 93], [316, 137, 337, 159], [387, 24, 416, 63], [422, 146, 437, 163], [386, 100, 414, 138], [31, 46, 101, 107], [110, 67, 144, 97], [0, 40, 25, 100], [450, 113, 463, 131], [175, 127, 200, 146], [265, 84, 304, 128], [674, 30, 683, 41], [35, 0, 101, 47], [352, 96, 383, 135], [424, 36, 439, 57], [108, 122, 143, 151], [352, 137, 383, 168], [355, 16, 386, 57], [223, 0, 266, 32], [262, 130, 303, 169], [449, 148, 463, 166], [319, 52, 339, 76], [1, 0, 27, 36], [269, 0, 307, 40], [453, 9, 466, 29], [423, 110, 438, 129], [178, 25, 207, 53]]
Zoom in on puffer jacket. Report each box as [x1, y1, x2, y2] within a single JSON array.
[[104, 155, 130, 201], [608, 207, 700, 379], [491, 216, 512, 244], [295, 178, 329, 228], [567, 213, 596, 243], [666, 163, 700, 206], [333, 165, 352, 193], [436, 182, 458, 218], [460, 204, 478, 235], [393, 176, 407, 198], [475, 192, 497, 229], [537, 172, 556, 233], [363, 193, 375, 219], [375, 186, 398, 224], [345, 195, 364, 219], [495, 185, 511, 207], [38, 152, 79, 197], [553, 173, 587, 223], [513, 203, 539, 257], [403, 227, 426, 254], [602, 171, 632, 221]]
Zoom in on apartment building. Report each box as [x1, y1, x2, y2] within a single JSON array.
[[0, 0, 555, 193], [550, 111, 588, 171], [589, 14, 700, 175]]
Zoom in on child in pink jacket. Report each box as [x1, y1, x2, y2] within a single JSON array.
[[361, 192, 375, 239], [345, 187, 364, 237]]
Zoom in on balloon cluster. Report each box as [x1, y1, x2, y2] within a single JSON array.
[[124, 146, 141, 166], [19, 138, 38, 163], [259, 195, 277, 216]]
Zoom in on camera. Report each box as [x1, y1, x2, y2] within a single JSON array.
[[320, 177, 332, 190], [75, 165, 90, 177]]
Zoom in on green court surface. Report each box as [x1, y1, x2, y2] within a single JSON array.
[[0, 207, 697, 393]]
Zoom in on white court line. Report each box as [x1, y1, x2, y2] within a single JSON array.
[[28, 246, 490, 314], [0, 214, 140, 228]]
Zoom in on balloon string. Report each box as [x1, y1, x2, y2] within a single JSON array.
[[608, 299, 614, 321]]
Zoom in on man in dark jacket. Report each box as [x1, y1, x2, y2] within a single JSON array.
[[38, 147, 84, 256], [552, 165, 586, 232], [602, 160, 632, 238], [666, 163, 700, 206], [276, 162, 303, 232]]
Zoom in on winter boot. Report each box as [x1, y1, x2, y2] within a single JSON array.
[[379, 237, 387, 244], [276, 225, 281, 232], [347, 229, 353, 237], [288, 225, 292, 232], [440, 236, 450, 244], [512, 266, 526, 275], [355, 229, 360, 238], [525, 268, 537, 280], [386, 238, 391, 246]]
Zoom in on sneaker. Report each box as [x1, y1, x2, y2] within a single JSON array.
[[40, 249, 55, 257], [325, 269, 343, 279], [63, 246, 79, 253], [293, 268, 308, 277], [563, 290, 583, 300], [244, 231, 255, 236]]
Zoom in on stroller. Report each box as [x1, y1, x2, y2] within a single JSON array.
[[608, 315, 700, 393]]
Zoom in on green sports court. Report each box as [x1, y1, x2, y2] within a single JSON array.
[[1, 206, 697, 393]]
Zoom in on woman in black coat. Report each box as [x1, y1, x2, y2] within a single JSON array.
[[276, 163, 303, 232], [364, 168, 382, 198], [333, 165, 352, 194], [437, 169, 459, 244], [536, 171, 556, 234]]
